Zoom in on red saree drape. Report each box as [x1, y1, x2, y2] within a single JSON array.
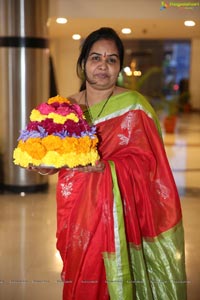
[[56, 91, 187, 300]]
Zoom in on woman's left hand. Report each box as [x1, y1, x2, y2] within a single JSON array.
[[72, 160, 105, 173]]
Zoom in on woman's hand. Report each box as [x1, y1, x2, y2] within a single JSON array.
[[27, 161, 105, 175], [27, 165, 59, 175], [72, 160, 105, 173]]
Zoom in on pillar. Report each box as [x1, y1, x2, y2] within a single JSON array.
[[0, 0, 49, 192]]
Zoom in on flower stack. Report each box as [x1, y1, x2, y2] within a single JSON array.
[[13, 95, 99, 168]]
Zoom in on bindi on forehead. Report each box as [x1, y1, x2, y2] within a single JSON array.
[[103, 52, 107, 57]]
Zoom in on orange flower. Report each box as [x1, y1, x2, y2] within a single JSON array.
[[47, 95, 70, 105], [42, 135, 62, 151], [76, 137, 91, 153], [18, 140, 27, 151], [91, 136, 98, 148], [61, 137, 79, 153], [24, 138, 46, 159]]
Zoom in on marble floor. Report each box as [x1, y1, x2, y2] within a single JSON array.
[[0, 112, 199, 300]]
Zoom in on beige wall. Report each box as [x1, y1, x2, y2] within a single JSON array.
[[50, 38, 80, 97]]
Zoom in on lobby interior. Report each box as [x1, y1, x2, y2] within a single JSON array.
[[0, 1, 199, 299]]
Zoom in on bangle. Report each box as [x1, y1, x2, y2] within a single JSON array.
[[38, 171, 49, 176]]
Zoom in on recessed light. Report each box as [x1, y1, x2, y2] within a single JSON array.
[[56, 17, 68, 24], [121, 28, 132, 34], [184, 20, 195, 27], [123, 66, 132, 76], [72, 34, 81, 40], [133, 70, 142, 77]]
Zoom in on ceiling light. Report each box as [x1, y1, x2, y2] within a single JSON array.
[[121, 28, 132, 34], [72, 34, 81, 40], [184, 20, 195, 27], [124, 66, 132, 76], [133, 70, 142, 77], [56, 17, 68, 24]]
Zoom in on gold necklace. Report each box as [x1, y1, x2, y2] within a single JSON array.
[[85, 90, 113, 124]]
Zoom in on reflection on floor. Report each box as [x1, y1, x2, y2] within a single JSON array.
[[0, 112, 199, 300], [163, 113, 200, 300]]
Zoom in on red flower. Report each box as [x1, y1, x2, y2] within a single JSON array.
[[27, 121, 40, 131], [63, 120, 82, 135], [40, 119, 63, 134]]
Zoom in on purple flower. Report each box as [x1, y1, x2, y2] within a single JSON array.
[[18, 126, 47, 141]]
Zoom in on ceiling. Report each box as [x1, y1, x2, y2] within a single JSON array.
[[48, 0, 200, 40]]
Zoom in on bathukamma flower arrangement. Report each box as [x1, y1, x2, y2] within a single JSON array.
[[13, 95, 99, 168]]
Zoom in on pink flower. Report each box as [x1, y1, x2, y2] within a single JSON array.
[[56, 106, 71, 116], [71, 104, 84, 117], [37, 103, 55, 115]]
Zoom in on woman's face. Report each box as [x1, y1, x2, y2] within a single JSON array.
[[85, 39, 120, 90]]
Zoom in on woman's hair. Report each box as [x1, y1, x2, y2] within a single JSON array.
[[77, 27, 124, 91]]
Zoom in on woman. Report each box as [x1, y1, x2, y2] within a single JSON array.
[[34, 27, 187, 299]]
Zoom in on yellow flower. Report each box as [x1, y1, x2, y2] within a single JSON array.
[[48, 112, 79, 124], [42, 151, 63, 167], [13, 148, 32, 168], [13, 145, 99, 168], [30, 109, 46, 122], [47, 113, 67, 124], [90, 150, 100, 165], [66, 113, 79, 122], [61, 152, 80, 168]]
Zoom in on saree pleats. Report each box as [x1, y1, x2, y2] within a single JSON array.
[[56, 91, 187, 299]]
